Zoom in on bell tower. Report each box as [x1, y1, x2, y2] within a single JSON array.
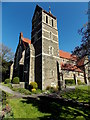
[[31, 5, 60, 90]]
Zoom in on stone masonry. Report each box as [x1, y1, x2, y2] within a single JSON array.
[[10, 5, 89, 90]]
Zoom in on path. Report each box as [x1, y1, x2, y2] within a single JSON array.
[[0, 83, 76, 99], [0, 84, 41, 98], [0, 84, 26, 97], [0, 84, 89, 108], [0, 83, 78, 99]]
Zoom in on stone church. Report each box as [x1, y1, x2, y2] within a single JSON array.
[[10, 5, 89, 90]]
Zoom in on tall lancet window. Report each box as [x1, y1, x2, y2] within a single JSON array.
[[52, 19, 53, 27], [46, 16, 48, 23]]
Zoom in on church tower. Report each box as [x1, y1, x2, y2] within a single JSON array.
[[31, 5, 60, 90]]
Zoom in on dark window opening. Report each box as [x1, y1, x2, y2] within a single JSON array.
[[50, 32, 52, 39], [52, 19, 53, 27], [46, 16, 48, 23]]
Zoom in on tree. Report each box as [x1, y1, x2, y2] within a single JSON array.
[[0, 43, 14, 82], [72, 2, 90, 63], [72, 23, 90, 62], [72, 3, 90, 82]]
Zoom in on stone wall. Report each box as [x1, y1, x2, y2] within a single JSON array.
[[42, 10, 60, 90], [29, 44, 35, 84], [10, 63, 14, 80]]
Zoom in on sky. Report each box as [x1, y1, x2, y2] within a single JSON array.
[[2, 2, 88, 53]]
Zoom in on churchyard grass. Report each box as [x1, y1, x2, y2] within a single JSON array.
[[0, 85, 90, 119], [61, 85, 90, 103], [7, 96, 89, 119], [7, 98, 51, 119]]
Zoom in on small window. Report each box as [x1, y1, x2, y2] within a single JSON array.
[[52, 19, 53, 27], [46, 16, 48, 23], [49, 46, 53, 55], [50, 32, 52, 39], [78, 72, 80, 76], [35, 33, 38, 40], [52, 70, 54, 76], [50, 70, 54, 76]]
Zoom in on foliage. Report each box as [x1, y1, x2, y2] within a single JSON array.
[[29, 82, 38, 90], [31, 88, 36, 93], [72, 23, 90, 61], [0, 43, 14, 62], [7, 94, 89, 119], [77, 79, 86, 85], [12, 77, 20, 84], [46, 86, 58, 93], [72, 19, 90, 83], [46, 86, 52, 90], [49, 102, 89, 120], [1, 87, 90, 119], [65, 79, 75, 85], [1, 91, 14, 119], [61, 85, 90, 103], [31, 89, 42, 94], [2, 91, 8, 105], [1, 82, 12, 89], [8, 98, 50, 118], [4, 79, 11, 84], [12, 88, 31, 95], [0, 43, 14, 82], [35, 89, 42, 94]]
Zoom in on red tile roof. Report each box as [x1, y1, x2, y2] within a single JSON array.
[[22, 37, 31, 44], [76, 57, 85, 67], [59, 50, 77, 61], [60, 62, 83, 72]]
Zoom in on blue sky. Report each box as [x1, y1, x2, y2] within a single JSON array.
[[2, 2, 88, 53]]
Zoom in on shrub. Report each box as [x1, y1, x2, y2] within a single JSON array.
[[12, 88, 31, 95], [77, 79, 81, 85], [35, 89, 42, 94], [46, 86, 51, 90], [18, 88, 31, 95], [29, 82, 38, 89], [77, 79, 85, 85], [4, 79, 10, 84], [46, 86, 58, 93], [31, 88, 36, 93], [12, 77, 20, 84], [65, 79, 75, 85]]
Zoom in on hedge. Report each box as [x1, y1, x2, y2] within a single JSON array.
[[12, 77, 20, 84], [77, 79, 85, 85], [4, 79, 11, 84], [65, 79, 75, 85], [12, 88, 31, 95], [29, 82, 38, 89], [46, 86, 58, 93]]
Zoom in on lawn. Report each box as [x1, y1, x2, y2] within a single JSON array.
[[7, 98, 51, 119], [1, 85, 90, 119], [7, 97, 89, 120], [61, 85, 90, 103]]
